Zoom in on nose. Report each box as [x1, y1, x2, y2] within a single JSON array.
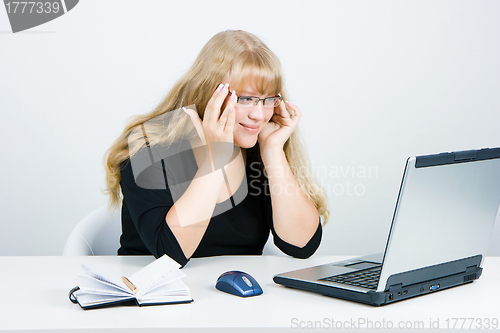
[[248, 102, 265, 121]]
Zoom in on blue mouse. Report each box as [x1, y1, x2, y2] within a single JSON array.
[[215, 270, 263, 297]]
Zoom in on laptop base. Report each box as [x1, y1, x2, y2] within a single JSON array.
[[274, 255, 483, 306]]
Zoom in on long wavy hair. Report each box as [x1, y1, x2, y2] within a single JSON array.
[[103, 30, 329, 224]]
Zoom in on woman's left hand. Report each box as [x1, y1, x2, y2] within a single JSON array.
[[258, 100, 301, 152]]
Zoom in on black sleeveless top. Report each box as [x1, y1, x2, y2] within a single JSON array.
[[118, 145, 321, 267]]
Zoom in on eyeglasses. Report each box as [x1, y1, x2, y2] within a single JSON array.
[[236, 95, 283, 108]]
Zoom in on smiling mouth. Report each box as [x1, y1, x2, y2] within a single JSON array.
[[239, 124, 260, 132]]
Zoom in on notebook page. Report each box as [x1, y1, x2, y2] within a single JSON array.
[[76, 275, 130, 296], [73, 290, 133, 307], [81, 264, 130, 294], [128, 255, 184, 295], [141, 278, 190, 297]]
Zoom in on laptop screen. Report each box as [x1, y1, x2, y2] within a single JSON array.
[[377, 148, 500, 292]]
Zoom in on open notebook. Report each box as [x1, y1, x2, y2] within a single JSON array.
[[69, 255, 192, 309]]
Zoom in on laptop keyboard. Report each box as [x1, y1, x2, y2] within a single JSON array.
[[319, 266, 381, 290]]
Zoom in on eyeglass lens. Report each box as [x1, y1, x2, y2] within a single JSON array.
[[237, 96, 282, 108]]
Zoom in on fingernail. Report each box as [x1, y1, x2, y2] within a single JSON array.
[[231, 90, 236, 100], [182, 107, 188, 114], [215, 84, 224, 93], [224, 83, 229, 90]]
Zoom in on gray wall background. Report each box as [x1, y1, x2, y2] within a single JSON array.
[[1, 0, 499, 256]]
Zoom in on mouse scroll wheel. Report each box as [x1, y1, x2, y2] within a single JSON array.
[[242, 276, 253, 287]]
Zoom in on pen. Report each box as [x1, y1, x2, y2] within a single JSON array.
[[122, 276, 138, 294]]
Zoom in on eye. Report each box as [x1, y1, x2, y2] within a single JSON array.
[[264, 97, 281, 107], [238, 96, 254, 104]]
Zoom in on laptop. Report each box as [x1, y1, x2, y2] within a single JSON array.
[[274, 147, 500, 306]]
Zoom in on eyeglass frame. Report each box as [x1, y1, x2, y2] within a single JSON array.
[[228, 91, 283, 108]]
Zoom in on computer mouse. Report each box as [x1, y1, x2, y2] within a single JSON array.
[[215, 270, 263, 297]]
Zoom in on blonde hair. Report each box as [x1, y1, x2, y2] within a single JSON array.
[[103, 30, 329, 224]]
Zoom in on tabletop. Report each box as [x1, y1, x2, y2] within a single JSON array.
[[1, 255, 499, 332]]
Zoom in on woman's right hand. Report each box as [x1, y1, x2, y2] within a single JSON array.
[[183, 83, 236, 144], [183, 83, 237, 170]]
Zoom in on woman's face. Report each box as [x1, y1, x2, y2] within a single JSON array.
[[224, 82, 275, 149]]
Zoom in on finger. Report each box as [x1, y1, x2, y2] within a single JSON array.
[[269, 101, 289, 127], [286, 101, 301, 119], [275, 100, 290, 119], [204, 83, 230, 122], [217, 106, 230, 129], [183, 106, 206, 145], [217, 90, 236, 125], [224, 103, 236, 132], [270, 113, 285, 127]]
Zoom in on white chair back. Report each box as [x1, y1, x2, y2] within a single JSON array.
[[63, 205, 121, 256]]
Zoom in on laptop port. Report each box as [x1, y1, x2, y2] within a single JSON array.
[[403, 290, 408, 295], [388, 293, 394, 300], [429, 284, 440, 291]]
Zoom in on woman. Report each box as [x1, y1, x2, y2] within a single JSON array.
[[104, 30, 329, 266]]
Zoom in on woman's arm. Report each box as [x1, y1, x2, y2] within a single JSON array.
[[261, 149, 319, 247], [165, 166, 224, 258], [166, 83, 237, 259], [258, 101, 320, 248], [165, 149, 244, 259]]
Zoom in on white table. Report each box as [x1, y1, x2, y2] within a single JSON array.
[[1, 255, 499, 332]]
